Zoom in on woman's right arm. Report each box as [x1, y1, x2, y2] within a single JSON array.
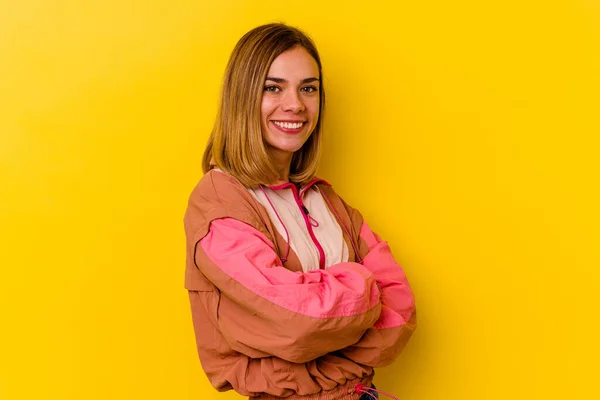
[[189, 288, 373, 397], [191, 217, 381, 364]]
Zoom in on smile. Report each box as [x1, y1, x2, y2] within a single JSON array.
[[272, 121, 305, 129]]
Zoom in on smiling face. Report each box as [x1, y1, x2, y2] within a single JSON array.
[[261, 46, 320, 167]]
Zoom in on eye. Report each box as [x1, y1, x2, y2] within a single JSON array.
[[301, 86, 318, 93], [264, 85, 280, 92]]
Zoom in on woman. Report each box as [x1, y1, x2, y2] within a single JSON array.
[[184, 23, 416, 400]]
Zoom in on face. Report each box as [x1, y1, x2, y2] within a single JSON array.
[[261, 46, 320, 163]]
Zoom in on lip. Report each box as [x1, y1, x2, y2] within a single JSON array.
[[270, 120, 306, 135]]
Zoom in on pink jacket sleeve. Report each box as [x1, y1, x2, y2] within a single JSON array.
[[192, 217, 382, 364], [338, 221, 417, 367]]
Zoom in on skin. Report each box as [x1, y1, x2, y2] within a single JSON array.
[[261, 46, 320, 184]]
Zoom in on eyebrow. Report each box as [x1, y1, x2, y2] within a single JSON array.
[[265, 77, 320, 84]]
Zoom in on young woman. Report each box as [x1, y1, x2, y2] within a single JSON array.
[[184, 23, 416, 400]]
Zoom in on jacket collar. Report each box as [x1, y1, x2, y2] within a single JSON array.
[[267, 178, 331, 197]]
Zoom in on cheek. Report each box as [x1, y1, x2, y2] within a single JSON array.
[[261, 96, 278, 120], [308, 99, 320, 121]]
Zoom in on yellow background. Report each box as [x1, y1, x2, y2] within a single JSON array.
[[1, 1, 599, 399]]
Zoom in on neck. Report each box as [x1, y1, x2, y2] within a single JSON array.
[[268, 149, 293, 185]]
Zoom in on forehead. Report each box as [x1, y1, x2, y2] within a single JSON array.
[[267, 47, 319, 79]]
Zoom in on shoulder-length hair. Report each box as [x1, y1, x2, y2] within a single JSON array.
[[202, 23, 325, 187]]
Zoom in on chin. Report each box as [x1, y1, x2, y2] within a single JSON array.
[[263, 128, 313, 155], [276, 143, 305, 154], [266, 134, 309, 152]]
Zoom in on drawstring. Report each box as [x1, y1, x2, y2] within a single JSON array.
[[352, 384, 399, 400], [259, 185, 291, 264], [359, 389, 379, 400], [316, 187, 363, 264]]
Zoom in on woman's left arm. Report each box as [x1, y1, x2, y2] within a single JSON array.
[[338, 221, 417, 367]]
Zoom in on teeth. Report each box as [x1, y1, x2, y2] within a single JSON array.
[[274, 121, 304, 129]]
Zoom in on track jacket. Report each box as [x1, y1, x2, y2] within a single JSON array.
[[184, 169, 416, 399]]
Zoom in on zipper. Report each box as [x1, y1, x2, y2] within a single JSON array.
[[291, 185, 326, 269]]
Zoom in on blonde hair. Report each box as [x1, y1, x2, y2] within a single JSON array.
[[202, 23, 325, 187]]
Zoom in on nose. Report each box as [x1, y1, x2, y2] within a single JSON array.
[[281, 90, 305, 113]]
